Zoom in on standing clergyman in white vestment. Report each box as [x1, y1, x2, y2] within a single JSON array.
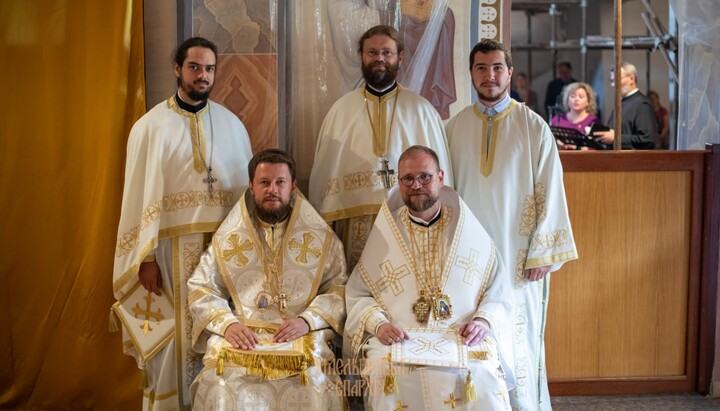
[[188, 149, 348, 410], [309, 25, 453, 270], [446, 39, 578, 411], [345, 146, 514, 410], [111, 37, 253, 411]]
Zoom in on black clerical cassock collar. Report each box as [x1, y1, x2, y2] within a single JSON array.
[[174, 92, 208, 114], [365, 81, 398, 98], [408, 207, 442, 227]]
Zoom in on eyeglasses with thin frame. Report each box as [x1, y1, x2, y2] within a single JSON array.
[[364, 49, 397, 59], [399, 172, 439, 187]]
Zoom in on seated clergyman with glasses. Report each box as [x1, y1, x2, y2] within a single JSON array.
[[344, 145, 514, 410]]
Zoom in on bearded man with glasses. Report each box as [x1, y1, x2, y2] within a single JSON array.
[[309, 25, 453, 272], [345, 145, 513, 411]]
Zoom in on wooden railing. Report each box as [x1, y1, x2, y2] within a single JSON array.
[[546, 146, 718, 395]]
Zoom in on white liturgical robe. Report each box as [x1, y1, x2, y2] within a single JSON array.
[[112, 96, 252, 411], [188, 190, 348, 411], [345, 186, 513, 411], [447, 100, 578, 411], [308, 85, 453, 269]]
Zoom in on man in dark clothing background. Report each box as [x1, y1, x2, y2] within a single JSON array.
[[595, 62, 658, 149]]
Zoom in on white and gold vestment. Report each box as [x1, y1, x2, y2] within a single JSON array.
[[447, 100, 578, 411], [308, 85, 453, 269], [344, 187, 513, 411], [188, 190, 347, 411], [112, 96, 252, 411]]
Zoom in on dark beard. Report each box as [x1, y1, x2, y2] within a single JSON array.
[[187, 86, 211, 102], [362, 62, 399, 90], [255, 202, 292, 224], [177, 77, 212, 102]]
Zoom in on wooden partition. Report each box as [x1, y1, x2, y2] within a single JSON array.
[[546, 149, 718, 395]]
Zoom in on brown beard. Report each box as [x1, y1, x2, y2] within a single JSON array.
[[362, 61, 399, 90], [474, 81, 509, 104], [255, 200, 291, 224], [404, 191, 439, 213]]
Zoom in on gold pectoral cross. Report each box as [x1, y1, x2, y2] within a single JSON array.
[[412, 290, 430, 323], [377, 158, 395, 189]]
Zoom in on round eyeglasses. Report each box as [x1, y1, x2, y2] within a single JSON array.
[[399, 172, 438, 187], [364, 49, 397, 59]]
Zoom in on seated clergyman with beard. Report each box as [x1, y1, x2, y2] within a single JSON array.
[[188, 149, 348, 411], [344, 146, 514, 410]]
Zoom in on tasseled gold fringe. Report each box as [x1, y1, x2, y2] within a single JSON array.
[[384, 353, 397, 394], [384, 374, 397, 395], [217, 352, 225, 376], [300, 361, 309, 386], [139, 367, 148, 389], [108, 307, 119, 332], [465, 370, 477, 403], [222, 349, 307, 371], [216, 333, 316, 382]]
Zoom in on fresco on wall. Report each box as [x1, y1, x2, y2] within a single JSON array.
[[479, 0, 502, 41], [193, 0, 278, 152]]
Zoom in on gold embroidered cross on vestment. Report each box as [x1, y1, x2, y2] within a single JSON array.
[[222, 233, 253, 266], [132, 292, 165, 335], [288, 232, 321, 264], [444, 392, 462, 409]]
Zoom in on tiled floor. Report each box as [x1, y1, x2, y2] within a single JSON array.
[[551, 393, 720, 410]]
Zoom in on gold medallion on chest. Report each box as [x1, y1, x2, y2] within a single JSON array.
[[432, 293, 453, 320]]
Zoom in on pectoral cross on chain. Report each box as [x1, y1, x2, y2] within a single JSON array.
[[278, 291, 289, 314], [377, 158, 395, 190], [203, 167, 217, 196]]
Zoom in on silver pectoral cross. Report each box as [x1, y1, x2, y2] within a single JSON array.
[[377, 158, 395, 190], [203, 167, 217, 196], [278, 291, 289, 318]]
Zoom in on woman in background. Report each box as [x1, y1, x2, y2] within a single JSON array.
[[551, 82, 601, 149]]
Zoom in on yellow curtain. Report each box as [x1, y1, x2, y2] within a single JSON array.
[[0, 0, 145, 408]]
